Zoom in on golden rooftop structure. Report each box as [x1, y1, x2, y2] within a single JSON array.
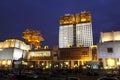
[[76, 11, 91, 23], [59, 14, 75, 25], [22, 29, 44, 49]]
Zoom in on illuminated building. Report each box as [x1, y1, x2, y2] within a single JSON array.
[[76, 11, 93, 47], [28, 49, 52, 69], [59, 11, 93, 48], [0, 39, 30, 68], [98, 31, 120, 69], [0, 39, 96, 69], [27, 46, 96, 69], [59, 14, 75, 48], [58, 47, 92, 69]]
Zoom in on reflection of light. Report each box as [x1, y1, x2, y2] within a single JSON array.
[[107, 58, 115, 66]]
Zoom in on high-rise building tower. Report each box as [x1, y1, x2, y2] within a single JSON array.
[[76, 11, 93, 47], [59, 14, 75, 48], [59, 11, 93, 48]]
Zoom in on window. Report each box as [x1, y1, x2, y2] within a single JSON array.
[[82, 51, 88, 55], [107, 48, 113, 53], [53, 52, 58, 56]]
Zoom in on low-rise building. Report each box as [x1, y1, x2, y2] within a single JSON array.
[[0, 39, 30, 68], [98, 31, 120, 69]]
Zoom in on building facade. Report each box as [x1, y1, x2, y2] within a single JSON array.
[[59, 11, 93, 48], [59, 14, 75, 48], [98, 31, 120, 69], [27, 46, 97, 69], [0, 39, 30, 68], [58, 47, 92, 69], [0, 39, 97, 69], [28, 49, 53, 69], [76, 11, 93, 47]]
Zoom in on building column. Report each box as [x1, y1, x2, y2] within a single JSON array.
[[81, 61, 84, 65], [71, 60, 74, 69], [37, 61, 39, 68], [103, 58, 106, 68], [78, 60, 80, 66], [46, 61, 49, 68]]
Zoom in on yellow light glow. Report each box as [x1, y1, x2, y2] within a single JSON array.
[[22, 61, 28, 65], [46, 66, 48, 68], [81, 18, 86, 22], [114, 36, 120, 41], [64, 62, 69, 65], [107, 58, 115, 66], [74, 64, 78, 67], [60, 14, 75, 25], [90, 45, 97, 48], [44, 46, 49, 49], [7, 60, 11, 65], [30, 65, 33, 68], [77, 44, 83, 47], [2, 61, 6, 65], [0, 61, 1, 66], [0, 49, 3, 51], [67, 44, 72, 48], [117, 62, 120, 65]]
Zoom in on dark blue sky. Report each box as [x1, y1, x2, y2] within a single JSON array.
[[0, 0, 120, 48]]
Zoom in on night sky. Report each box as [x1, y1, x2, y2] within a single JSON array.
[[0, 0, 120, 48]]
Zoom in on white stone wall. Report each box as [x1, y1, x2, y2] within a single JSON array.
[[0, 48, 13, 59], [0, 48, 26, 60], [98, 42, 120, 58]]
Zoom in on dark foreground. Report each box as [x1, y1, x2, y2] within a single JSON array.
[[0, 69, 119, 80]]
